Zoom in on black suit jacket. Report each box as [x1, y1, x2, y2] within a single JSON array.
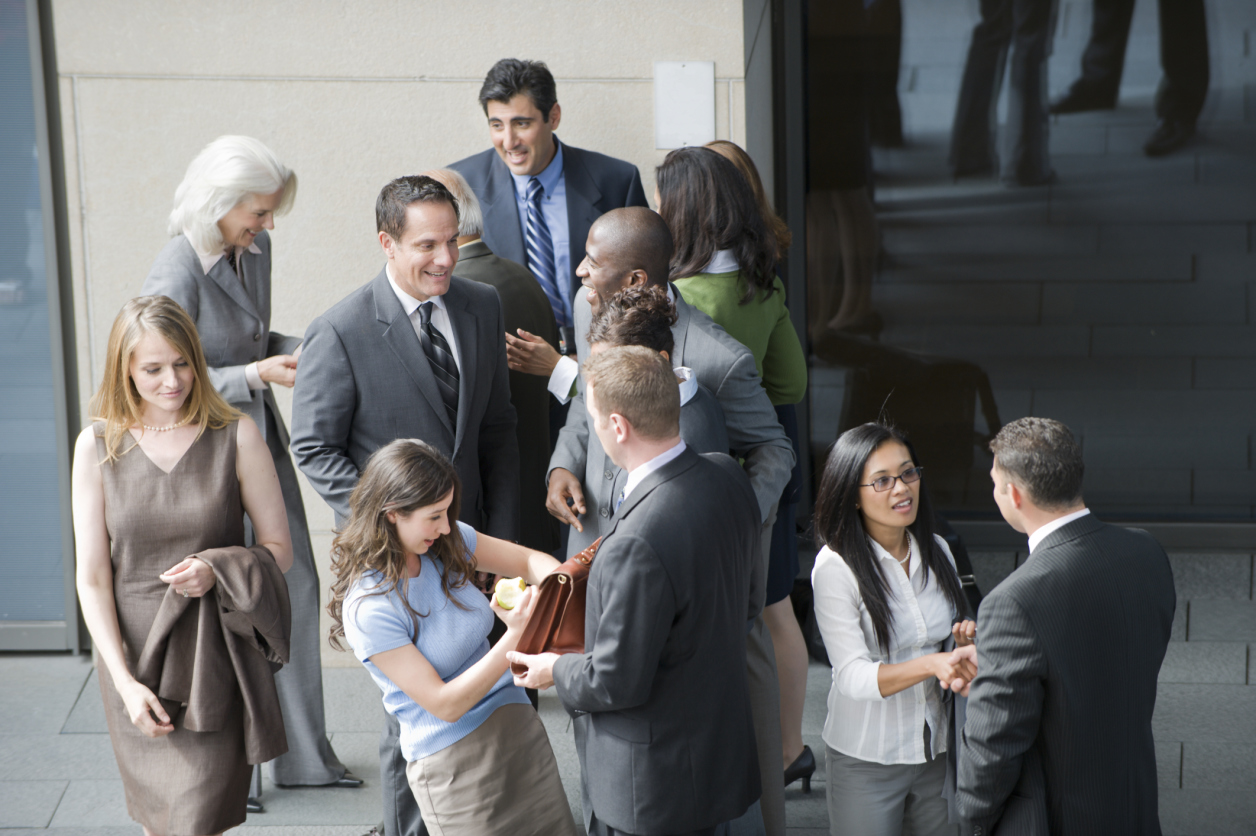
[[956, 514, 1176, 836], [552, 447, 761, 835], [448, 141, 649, 301], [289, 271, 518, 538], [453, 239, 560, 551]]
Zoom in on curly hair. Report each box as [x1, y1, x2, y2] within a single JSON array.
[[585, 285, 677, 355]]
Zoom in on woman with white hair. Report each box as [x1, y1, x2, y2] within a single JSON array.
[[141, 136, 358, 807]]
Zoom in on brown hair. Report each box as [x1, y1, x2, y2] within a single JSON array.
[[989, 417, 1085, 510], [90, 296, 241, 463], [376, 175, 459, 242], [585, 285, 677, 356], [583, 345, 680, 441], [327, 439, 474, 650], [705, 140, 792, 255]]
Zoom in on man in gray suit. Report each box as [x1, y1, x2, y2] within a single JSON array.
[[290, 175, 518, 836], [947, 417, 1175, 834], [510, 346, 761, 836], [448, 58, 649, 356]]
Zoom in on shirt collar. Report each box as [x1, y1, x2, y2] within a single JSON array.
[[701, 249, 739, 274], [193, 238, 262, 276], [511, 137, 565, 199], [868, 531, 921, 578], [621, 439, 687, 505], [1027, 508, 1091, 554], [675, 366, 698, 406], [385, 263, 448, 318]]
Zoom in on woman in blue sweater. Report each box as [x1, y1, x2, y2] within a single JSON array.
[[329, 439, 576, 835]]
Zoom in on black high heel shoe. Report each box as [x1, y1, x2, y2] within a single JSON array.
[[784, 745, 816, 793]]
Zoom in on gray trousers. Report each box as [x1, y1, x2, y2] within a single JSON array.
[[251, 406, 346, 792], [824, 734, 956, 836], [744, 510, 785, 836], [381, 711, 426, 836]]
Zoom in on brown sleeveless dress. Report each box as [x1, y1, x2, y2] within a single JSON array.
[[95, 421, 252, 835]]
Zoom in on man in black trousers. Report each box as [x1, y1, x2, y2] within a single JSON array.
[[1050, 0, 1209, 156], [947, 417, 1176, 834]]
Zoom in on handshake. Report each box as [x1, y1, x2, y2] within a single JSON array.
[[934, 619, 979, 697]]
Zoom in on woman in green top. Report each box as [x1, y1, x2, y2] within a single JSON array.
[[656, 144, 816, 794]]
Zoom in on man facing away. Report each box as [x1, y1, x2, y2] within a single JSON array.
[[948, 417, 1175, 835], [289, 175, 518, 836], [510, 346, 762, 836], [448, 57, 649, 358]]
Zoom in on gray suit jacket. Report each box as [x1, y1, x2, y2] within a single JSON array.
[[141, 232, 302, 446], [956, 514, 1175, 836], [551, 286, 794, 596], [454, 239, 560, 552], [571, 380, 728, 554], [553, 447, 761, 834], [447, 141, 648, 301], [288, 270, 518, 537]]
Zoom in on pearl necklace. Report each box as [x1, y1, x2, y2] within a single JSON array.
[[141, 413, 194, 433], [895, 535, 913, 566]]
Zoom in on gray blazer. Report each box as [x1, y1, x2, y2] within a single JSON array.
[[448, 141, 648, 301], [141, 232, 302, 446], [571, 379, 728, 554], [553, 446, 762, 835], [955, 514, 1176, 835], [551, 286, 794, 569], [288, 270, 519, 537]]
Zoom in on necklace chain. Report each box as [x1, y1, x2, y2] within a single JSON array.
[[141, 413, 194, 433]]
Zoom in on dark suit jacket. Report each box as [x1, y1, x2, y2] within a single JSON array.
[[553, 447, 761, 835], [141, 232, 303, 447], [454, 239, 560, 551], [956, 514, 1176, 836], [289, 271, 518, 538], [447, 141, 649, 301]]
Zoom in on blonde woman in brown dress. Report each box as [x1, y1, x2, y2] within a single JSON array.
[[71, 295, 294, 836]]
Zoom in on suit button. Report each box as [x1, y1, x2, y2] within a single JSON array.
[[604, 470, 613, 479], [253, 333, 261, 341], [599, 507, 609, 518]]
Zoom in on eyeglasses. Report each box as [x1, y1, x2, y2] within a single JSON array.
[[860, 466, 924, 492]]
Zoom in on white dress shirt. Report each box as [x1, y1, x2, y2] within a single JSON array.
[[675, 366, 698, 406], [386, 266, 461, 372], [811, 532, 960, 765], [1027, 507, 1091, 553], [620, 439, 687, 507], [547, 284, 680, 404], [193, 238, 267, 390], [701, 248, 739, 274]]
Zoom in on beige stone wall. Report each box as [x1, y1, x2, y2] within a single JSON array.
[[54, 0, 746, 664]]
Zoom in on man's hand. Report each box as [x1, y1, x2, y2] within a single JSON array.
[[940, 644, 979, 697], [546, 468, 587, 531], [507, 651, 559, 690], [257, 354, 299, 387], [505, 329, 562, 376]]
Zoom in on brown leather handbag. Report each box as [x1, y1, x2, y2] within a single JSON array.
[[509, 537, 600, 675]]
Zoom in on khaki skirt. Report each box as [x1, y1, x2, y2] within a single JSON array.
[[405, 702, 578, 836]]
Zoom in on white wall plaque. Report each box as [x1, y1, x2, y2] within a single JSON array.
[[654, 61, 716, 150]]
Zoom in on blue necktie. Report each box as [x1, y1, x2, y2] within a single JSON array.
[[615, 487, 626, 512], [524, 178, 571, 328]]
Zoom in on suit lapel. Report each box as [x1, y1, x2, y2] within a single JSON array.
[[608, 446, 699, 527], [207, 256, 261, 320], [372, 270, 454, 438], [670, 283, 694, 363], [443, 280, 478, 453], [481, 155, 526, 265], [562, 145, 603, 299]]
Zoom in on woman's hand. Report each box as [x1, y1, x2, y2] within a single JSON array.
[[952, 619, 977, 647], [116, 678, 174, 738], [257, 354, 298, 387], [491, 585, 537, 634], [159, 557, 216, 598]]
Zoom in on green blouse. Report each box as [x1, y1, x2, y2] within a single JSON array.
[[673, 270, 807, 406]]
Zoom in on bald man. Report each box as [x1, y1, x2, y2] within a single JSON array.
[[514, 206, 795, 836]]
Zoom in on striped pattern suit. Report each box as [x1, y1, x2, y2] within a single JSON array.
[[956, 514, 1176, 835]]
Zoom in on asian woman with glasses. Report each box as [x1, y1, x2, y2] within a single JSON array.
[[811, 423, 975, 835]]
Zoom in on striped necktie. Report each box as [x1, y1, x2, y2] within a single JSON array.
[[418, 302, 460, 427], [524, 177, 571, 328]]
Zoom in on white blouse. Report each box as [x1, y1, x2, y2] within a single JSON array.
[[811, 532, 959, 765]]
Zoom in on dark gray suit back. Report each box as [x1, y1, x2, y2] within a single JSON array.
[[957, 515, 1176, 835]]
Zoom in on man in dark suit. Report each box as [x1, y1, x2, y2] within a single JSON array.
[[290, 175, 518, 836], [1049, 0, 1208, 157], [427, 166, 560, 553], [509, 346, 761, 836], [946, 417, 1175, 835], [448, 58, 649, 357]]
